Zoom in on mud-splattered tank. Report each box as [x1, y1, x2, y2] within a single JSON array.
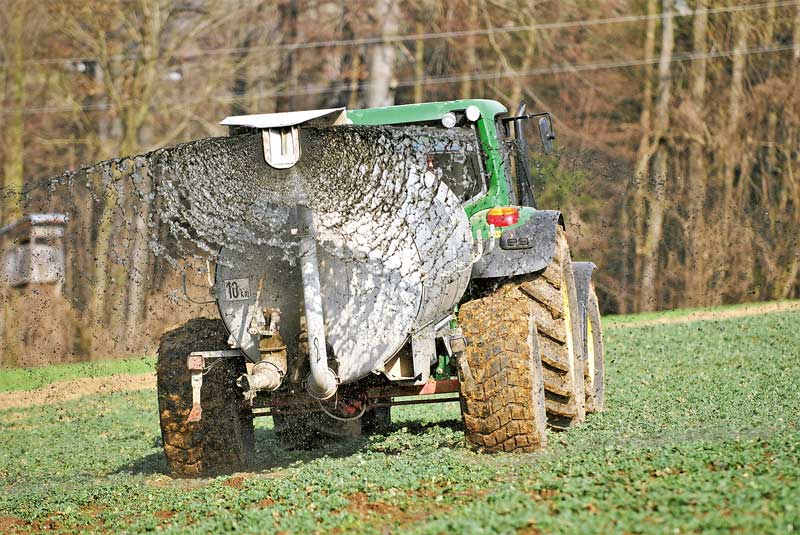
[[214, 126, 476, 384]]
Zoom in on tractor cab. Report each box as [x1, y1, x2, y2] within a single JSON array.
[[221, 99, 555, 217]]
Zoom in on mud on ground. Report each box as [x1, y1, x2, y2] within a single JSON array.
[[0, 373, 154, 410]]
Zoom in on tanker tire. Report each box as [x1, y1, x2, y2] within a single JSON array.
[[362, 402, 392, 434], [457, 278, 549, 453], [273, 412, 361, 449], [584, 284, 605, 413], [157, 318, 254, 477]]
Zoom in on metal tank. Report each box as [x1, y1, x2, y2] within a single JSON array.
[[210, 110, 479, 394], [214, 175, 473, 386]]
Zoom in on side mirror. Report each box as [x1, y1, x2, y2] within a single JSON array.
[[538, 116, 556, 154]]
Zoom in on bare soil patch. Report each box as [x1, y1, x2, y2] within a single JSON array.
[[609, 301, 800, 328], [0, 516, 29, 532], [0, 373, 155, 410]]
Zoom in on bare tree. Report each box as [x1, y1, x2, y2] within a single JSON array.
[[684, 0, 710, 306], [366, 0, 399, 107], [640, 0, 674, 311]]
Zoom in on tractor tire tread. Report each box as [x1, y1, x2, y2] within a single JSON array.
[[458, 275, 548, 453], [157, 317, 254, 477]]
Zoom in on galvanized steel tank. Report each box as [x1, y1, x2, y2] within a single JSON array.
[[214, 126, 476, 385], [215, 180, 472, 384]]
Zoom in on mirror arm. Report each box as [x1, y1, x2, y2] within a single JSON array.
[[512, 103, 536, 208]]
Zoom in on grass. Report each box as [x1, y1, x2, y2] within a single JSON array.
[[0, 356, 155, 393], [1, 308, 799, 533]]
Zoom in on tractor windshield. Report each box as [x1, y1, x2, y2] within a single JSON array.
[[426, 138, 485, 203]]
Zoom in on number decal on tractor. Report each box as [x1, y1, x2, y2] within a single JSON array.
[[223, 278, 251, 301]]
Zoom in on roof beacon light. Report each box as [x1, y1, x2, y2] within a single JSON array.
[[486, 207, 519, 227], [465, 105, 481, 122], [441, 112, 457, 128]]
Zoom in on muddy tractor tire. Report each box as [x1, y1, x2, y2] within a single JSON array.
[[584, 284, 606, 413], [157, 318, 254, 477], [520, 228, 586, 429], [457, 280, 550, 453], [458, 228, 585, 451]]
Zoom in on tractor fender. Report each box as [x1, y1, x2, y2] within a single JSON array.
[[471, 209, 564, 279], [572, 261, 597, 311], [572, 261, 597, 361]]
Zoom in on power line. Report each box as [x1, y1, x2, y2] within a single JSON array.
[[235, 42, 800, 100], [3, 41, 796, 117], [1, 0, 798, 69]]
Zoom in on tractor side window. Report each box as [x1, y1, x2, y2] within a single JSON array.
[[427, 146, 484, 203]]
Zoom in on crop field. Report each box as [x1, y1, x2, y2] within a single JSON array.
[[1, 306, 799, 534]]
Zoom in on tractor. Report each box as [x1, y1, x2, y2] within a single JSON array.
[[156, 99, 605, 477]]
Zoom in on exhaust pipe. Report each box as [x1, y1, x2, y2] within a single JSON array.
[[298, 207, 338, 400]]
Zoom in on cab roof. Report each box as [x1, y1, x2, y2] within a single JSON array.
[[220, 99, 508, 130], [346, 99, 508, 126]]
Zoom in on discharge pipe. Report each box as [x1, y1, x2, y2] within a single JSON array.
[[297, 206, 338, 400]]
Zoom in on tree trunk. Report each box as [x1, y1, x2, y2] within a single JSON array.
[[1, 4, 26, 224], [231, 34, 256, 116], [460, 2, 478, 100], [639, 0, 674, 312], [414, 22, 425, 103], [685, 0, 709, 306], [631, 0, 659, 309], [722, 13, 747, 220], [718, 11, 748, 301], [348, 46, 363, 109], [366, 0, 398, 108], [794, 3, 800, 80], [276, 0, 298, 112]]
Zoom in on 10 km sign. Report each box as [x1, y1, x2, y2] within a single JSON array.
[[223, 278, 251, 301]]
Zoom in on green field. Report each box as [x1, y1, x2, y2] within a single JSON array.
[[1, 308, 799, 534]]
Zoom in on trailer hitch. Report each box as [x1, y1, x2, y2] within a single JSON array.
[[185, 350, 244, 423]]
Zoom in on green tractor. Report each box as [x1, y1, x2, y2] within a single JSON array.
[[156, 99, 605, 476]]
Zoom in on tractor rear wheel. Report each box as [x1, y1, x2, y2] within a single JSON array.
[[458, 227, 585, 452], [157, 318, 254, 477], [584, 284, 605, 413], [457, 279, 549, 453]]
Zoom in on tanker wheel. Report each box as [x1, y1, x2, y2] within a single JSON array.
[[362, 401, 392, 434], [273, 400, 389, 447], [273, 412, 362, 449], [157, 318, 254, 477], [584, 284, 606, 413]]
